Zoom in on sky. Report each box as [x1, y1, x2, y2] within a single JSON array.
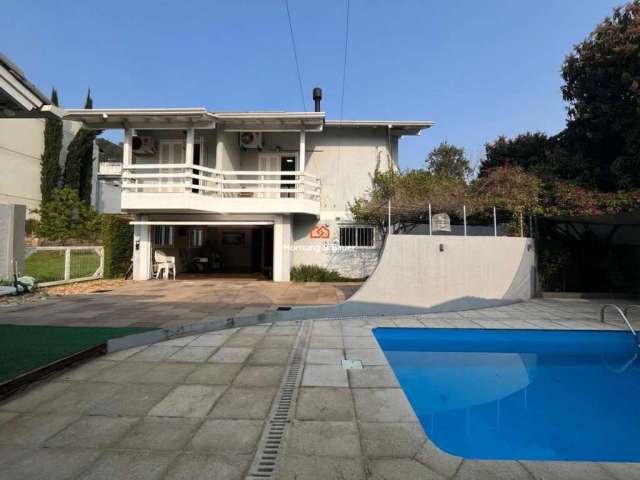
[[1, 0, 624, 171]]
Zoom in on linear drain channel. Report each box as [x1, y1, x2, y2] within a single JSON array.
[[246, 321, 311, 479]]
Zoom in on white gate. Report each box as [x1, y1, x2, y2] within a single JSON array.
[[23, 246, 104, 287]]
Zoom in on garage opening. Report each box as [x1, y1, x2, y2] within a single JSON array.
[[151, 224, 274, 279]]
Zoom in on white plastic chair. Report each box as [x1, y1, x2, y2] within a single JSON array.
[[154, 250, 176, 280]]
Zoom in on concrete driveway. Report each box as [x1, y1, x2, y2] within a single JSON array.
[[0, 278, 361, 329]]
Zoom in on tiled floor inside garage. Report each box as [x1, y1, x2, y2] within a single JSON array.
[[0, 298, 639, 479]]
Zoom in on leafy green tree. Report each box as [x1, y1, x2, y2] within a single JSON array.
[[478, 133, 554, 178], [473, 165, 543, 216], [426, 142, 472, 181], [35, 187, 101, 243], [64, 89, 99, 203], [40, 87, 62, 204], [561, 1, 640, 191], [350, 168, 473, 236]]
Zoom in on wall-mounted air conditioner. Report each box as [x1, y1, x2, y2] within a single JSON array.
[[132, 136, 156, 155], [239, 132, 262, 149]]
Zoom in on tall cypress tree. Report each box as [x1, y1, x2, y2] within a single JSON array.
[[64, 89, 99, 203], [40, 87, 63, 204]]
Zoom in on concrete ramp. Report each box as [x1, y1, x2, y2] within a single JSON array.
[[277, 235, 536, 319], [342, 235, 535, 315]]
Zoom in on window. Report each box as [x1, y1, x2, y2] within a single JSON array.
[[190, 228, 205, 248], [154, 226, 173, 246], [339, 226, 375, 248]]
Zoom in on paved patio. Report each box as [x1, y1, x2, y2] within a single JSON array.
[[0, 298, 639, 479], [0, 278, 360, 329]]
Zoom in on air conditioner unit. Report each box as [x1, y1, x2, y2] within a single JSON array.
[[132, 136, 156, 155], [239, 132, 262, 149]]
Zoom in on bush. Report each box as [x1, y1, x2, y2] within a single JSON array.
[[35, 187, 101, 243], [290, 264, 363, 282], [102, 215, 133, 278]]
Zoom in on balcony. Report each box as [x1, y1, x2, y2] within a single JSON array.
[[98, 161, 123, 177], [121, 164, 321, 215]]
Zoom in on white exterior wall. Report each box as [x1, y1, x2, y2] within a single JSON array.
[[0, 203, 25, 281], [290, 216, 379, 279], [96, 179, 122, 214], [0, 118, 82, 217], [290, 126, 395, 278]]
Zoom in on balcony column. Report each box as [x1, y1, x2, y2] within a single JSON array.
[[123, 128, 133, 167], [185, 126, 195, 192], [122, 128, 133, 194], [298, 130, 306, 199], [299, 130, 306, 172]]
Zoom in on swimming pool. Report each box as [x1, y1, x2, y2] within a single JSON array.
[[374, 328, 640, 462]]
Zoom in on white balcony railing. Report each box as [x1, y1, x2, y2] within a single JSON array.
[[121, 164, 321, 201], [98, 162, 123, 176]]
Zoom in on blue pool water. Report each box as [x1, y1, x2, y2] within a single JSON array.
[[373, 328, 640, 462]]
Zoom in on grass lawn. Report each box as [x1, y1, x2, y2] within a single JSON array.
[[0, 324, 156, 384], [25, 251, 100, 283]]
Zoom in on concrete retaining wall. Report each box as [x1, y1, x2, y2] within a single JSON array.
[[0, 203, 25, 281]]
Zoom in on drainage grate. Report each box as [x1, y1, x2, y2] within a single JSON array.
[[246, 321, 311, 479]]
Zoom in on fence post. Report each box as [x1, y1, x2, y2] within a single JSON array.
[[519, 212, 524, 237], [387, 199, 391, 235], [97, 247, 105, 278], [63, 248, 71, 281], [428, 203, 432, 236], [493, 206, 497, 237], [463, 205, 467, 237]]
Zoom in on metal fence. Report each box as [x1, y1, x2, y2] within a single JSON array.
[[387, 203, 534, 238], [23, 246, 104, 286]]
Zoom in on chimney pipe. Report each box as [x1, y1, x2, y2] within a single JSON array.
[[312, 87, 322, 112]]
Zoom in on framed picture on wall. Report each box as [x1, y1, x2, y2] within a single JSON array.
[[222, 232, 245, 246]]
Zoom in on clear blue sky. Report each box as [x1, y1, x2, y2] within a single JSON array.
[[1, 0, 623, 171]]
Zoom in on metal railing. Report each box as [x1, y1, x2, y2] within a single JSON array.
[[24, 246, 104, 287], [121, 164, 321, 201], [624, 305, 640, 319], [600, 304, 639, 343]]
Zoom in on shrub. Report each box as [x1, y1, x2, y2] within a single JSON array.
[[290, 264, 363, 282], [35, 187, 101, 243], [102, 215, 133, 278]]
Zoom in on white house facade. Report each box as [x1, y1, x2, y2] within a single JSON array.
[[65, 96, 432, 281]]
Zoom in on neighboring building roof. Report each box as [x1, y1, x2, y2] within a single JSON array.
[[64, 108, 214, 129], [63, 108, 432, 135], [0, 52, 51, 115]]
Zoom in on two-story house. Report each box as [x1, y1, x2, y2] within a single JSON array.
[[65, 90, 432, 281]]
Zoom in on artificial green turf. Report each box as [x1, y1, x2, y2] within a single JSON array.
[[0, 324, 157, 384], [24, 251, 100, 283]]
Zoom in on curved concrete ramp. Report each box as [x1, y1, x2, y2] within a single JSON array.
[[342, 235, 535, 315], [280, 235, 536, 319]]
